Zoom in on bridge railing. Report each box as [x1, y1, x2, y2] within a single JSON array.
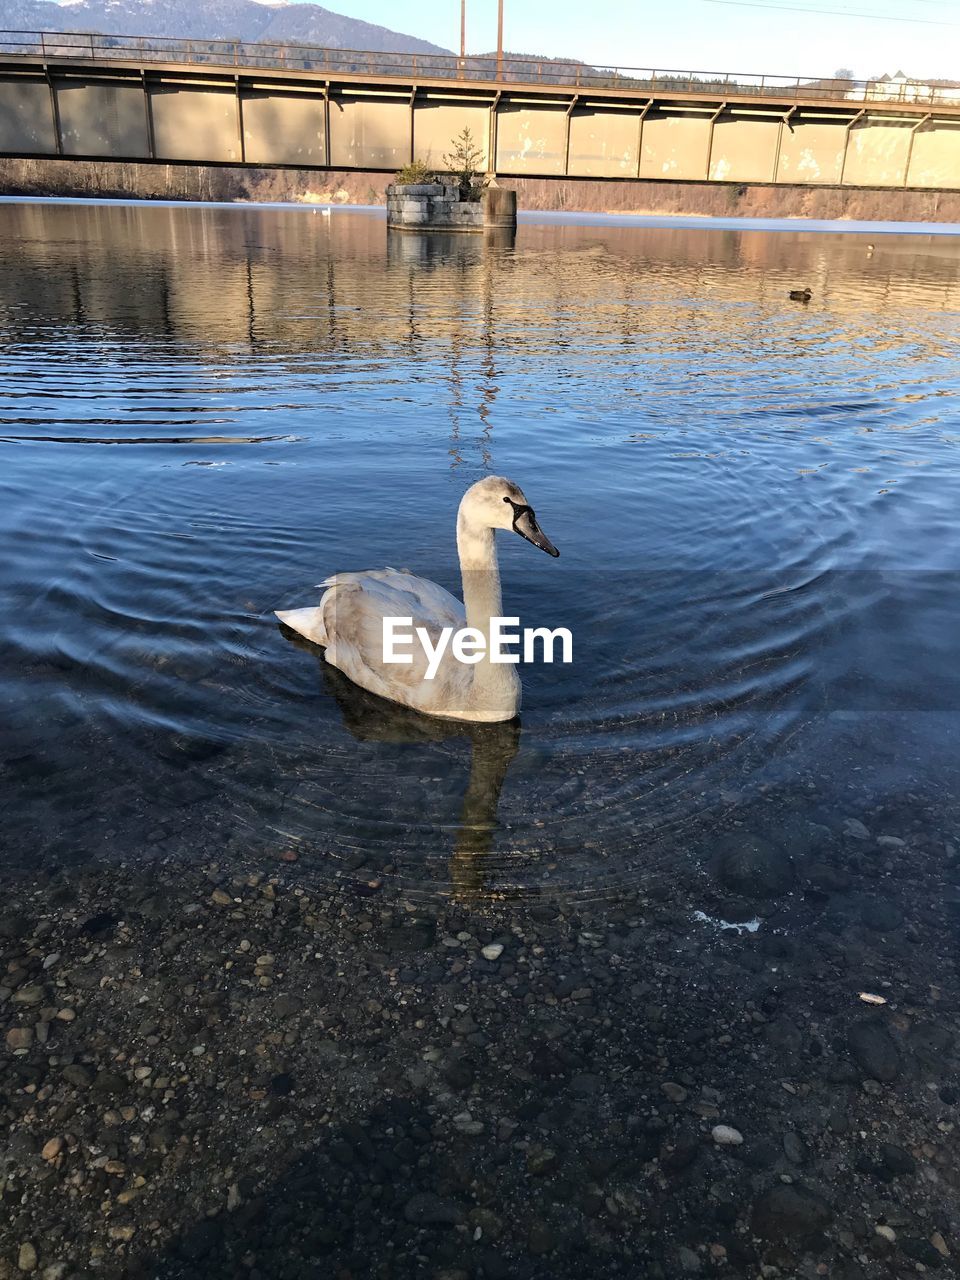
[[1, 29, 958, 108]]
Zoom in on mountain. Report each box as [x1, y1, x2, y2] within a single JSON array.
[[0, 0, 452, 55]]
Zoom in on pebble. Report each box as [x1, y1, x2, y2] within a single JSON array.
[[712, 1124, 743, 1145], [11, 985, 43, 1006], [875, 1224, 896, 1242], [661, 1081, 687, 1103], [843, 818, 871, 839], [526, 1147, 559, 1175], [480, 943, 503, 961], [61, 1064, 93, 1088], [782, 1131, 806, 1164], [17, 1242, 37, 1273], [931, 1232, 950, 1259], [6, 1027, 33, 1050], [41, 1137, 63, 1162], [678, 1247, 701, 1274]]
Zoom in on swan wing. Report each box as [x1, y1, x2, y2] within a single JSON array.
[[317, 568, 465, 629], [303, 569, 470, 713]]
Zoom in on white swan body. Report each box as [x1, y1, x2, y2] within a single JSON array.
[[276, 476, 559, 723]]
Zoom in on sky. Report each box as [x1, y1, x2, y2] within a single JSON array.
[[317, 0, 960, 81]]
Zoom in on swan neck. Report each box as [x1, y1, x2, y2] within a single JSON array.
[[455, 502, 519, 719], [457, 519, 503, 631]]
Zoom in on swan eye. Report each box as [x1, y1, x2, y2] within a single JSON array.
[[503, 496, 510, 503]]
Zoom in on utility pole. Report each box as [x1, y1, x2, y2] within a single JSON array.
[[460, 0, 466, 61], [496, 0, 504, 82]]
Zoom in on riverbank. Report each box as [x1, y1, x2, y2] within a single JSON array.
[[1, 788, 958, 1280], [2, 157, 959, 224]]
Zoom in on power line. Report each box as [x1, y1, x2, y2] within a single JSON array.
[[701, 0, 960, 24]]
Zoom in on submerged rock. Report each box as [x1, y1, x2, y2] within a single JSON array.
[[900, 1237, 943, 1268], [879, 1142, 916, 1177], [712, 1125, 743, 1146], [849, 1021, 900, 1082], [909, 1022, 956, 1069], [843, 818, 871, 840], [861, 900, 903, 931], [404, 1193, 464, 1226], [714, 833, 796, 898], [17, 1241, 38, 1273], [751, 1183, 833, 1238]]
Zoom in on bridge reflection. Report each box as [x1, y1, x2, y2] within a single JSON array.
[[2, 201, 959, 328], [0, 201, 958, 440], [0, 201, 957, 496]]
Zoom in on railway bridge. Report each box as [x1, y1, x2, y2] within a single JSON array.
[[0, 30, 958, 190]]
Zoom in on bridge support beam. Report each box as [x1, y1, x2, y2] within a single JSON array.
[[705, 101, 727, 180], [903, 113, 932, 187], [838, 109, 865, 185], [44, 66, 63, 156]]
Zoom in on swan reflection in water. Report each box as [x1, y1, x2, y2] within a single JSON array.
[[280, 626, 521, 898]]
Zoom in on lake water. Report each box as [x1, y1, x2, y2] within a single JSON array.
[[2, 198, 959, 900]]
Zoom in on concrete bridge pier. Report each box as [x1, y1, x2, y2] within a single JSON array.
[[387, 182, 516, 233]]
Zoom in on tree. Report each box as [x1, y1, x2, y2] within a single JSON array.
[[396, 158, 437, 184], [442, 126, 485, 200], [834, 67, 855, 83]]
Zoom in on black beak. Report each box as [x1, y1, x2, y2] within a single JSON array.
[[511, 503, 560, 557]]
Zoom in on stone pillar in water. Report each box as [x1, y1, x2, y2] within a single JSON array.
[[386, 183, 517, 236], [481, 187, 517, 232]]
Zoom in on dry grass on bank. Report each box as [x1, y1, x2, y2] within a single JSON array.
[[1, 158, 958, 223]]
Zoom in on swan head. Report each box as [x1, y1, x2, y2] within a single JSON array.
[[459, 476, 559, 557]]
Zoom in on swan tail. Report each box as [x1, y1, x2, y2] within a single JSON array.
[[275, 606, 328, 647]]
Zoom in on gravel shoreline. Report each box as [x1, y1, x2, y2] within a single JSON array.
[[1, 799, 958, 1279]]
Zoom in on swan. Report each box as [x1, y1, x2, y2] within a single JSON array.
[[275, 476, 559, 723]]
